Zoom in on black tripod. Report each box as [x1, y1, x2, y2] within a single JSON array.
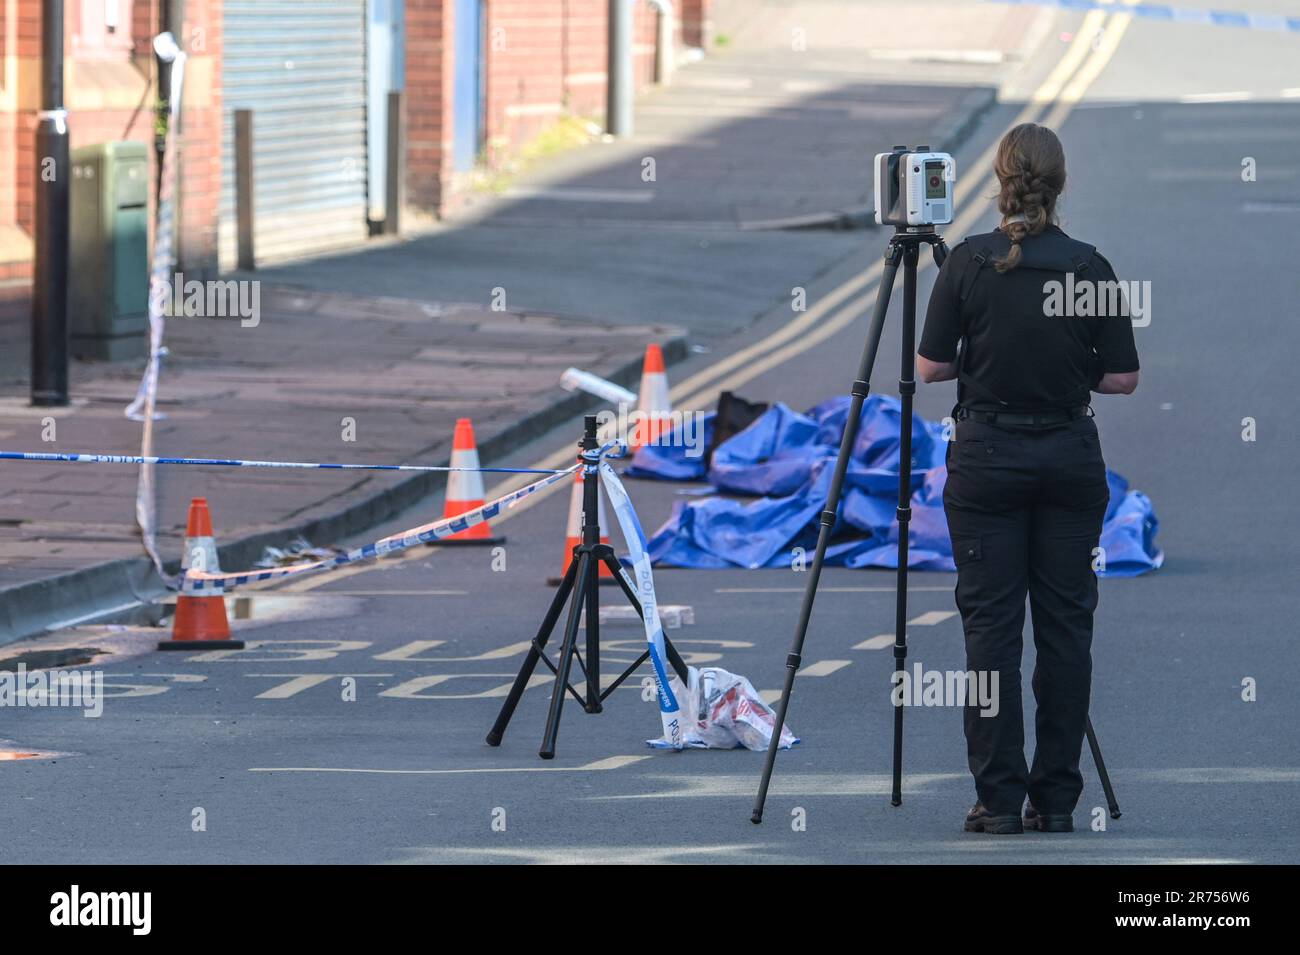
[[487, 415, 690, 759], [750, 226, 1121, 823]]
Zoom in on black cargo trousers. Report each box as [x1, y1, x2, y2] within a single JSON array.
[[943, 413, 1110, 816]]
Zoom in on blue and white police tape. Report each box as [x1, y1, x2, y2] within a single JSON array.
[[598, 459, 684, 750], [990, 0, 1300, 32], [125, 34, 187, 580], [0, 450, 566, 476], [178, 462, 579, 593]]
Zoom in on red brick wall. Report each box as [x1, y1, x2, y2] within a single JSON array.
[[12, 0, 37, 56], [483, 1, 565, 162], [4, 0, 707, 264], [679, 0, 712, 48], [403, 0, 680, 215], [131, 0, 155, 54], [4, 0, 45, 269], [2, 0, 223, 281], [482, 0, 659, 165], [405, 0, 455, 215]]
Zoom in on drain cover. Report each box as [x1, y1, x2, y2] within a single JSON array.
[[0, 647, 104, 671]]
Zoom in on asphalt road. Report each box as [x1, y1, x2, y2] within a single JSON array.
[[2, 4, 1298, 864]]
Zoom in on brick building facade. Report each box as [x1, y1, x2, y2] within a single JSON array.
[[1, 0, 712, 285], [1, 0, 223, 282]]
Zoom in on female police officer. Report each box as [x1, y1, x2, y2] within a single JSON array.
[[916, 123, 1140, 835]]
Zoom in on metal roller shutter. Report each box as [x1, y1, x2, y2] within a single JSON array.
[[220, 0, 369, 269]]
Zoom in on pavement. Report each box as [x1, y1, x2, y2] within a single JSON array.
[[4, 0, 1297, 867], [0, 289, 684, 641], [237, 2, 1050, 346]]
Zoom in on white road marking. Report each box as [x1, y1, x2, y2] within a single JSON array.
[[853, 634, 896, 651], [183, 639, 372, 662], [505, 187, 655, 203], [248, 754, 652, 775], [250, 673, 392, 699], [1179, 91, 1252, 103], [780, 79, 834, 94], [377, 673, 550, 700], [854, 612, 956, 649], [760, 658, 852, 700], [799, 659, 851, 677], [404, 845, 774, 864], [715, 586, 951, 594], [1149, 167, 1298, 181], [1136, 767, 1300, 784], [1163, 127, 1300, 143], [370, 640, 444, 661], [96, 673, 207, 698], [373, 640, 532, 662], [1242, 200, 1300, 213], [908, 610, 958, 626], [593, 772, 965, 798]]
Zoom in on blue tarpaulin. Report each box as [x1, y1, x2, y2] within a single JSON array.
[[625, 413, 715, 481], [636, 396, 1163, 577]]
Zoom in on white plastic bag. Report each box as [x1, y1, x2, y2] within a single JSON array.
[[647, 666, 798, 750]]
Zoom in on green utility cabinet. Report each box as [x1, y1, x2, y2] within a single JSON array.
[[70, 141, 150, 361]]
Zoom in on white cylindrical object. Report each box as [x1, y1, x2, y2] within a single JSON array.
[[647, 0, 675, 85], [560, 367, 637, 406]]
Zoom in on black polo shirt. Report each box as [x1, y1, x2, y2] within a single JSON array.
[[919, 225, 1140, 412]]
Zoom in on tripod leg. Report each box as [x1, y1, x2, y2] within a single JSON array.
[[579, 464, 605, 713], [606, 552, 641, 610], [751, 243, 904, 825], [602, 551, 689, 683], [931, 239, 949, 268], [1086, 716, 1122, 819], [584, 547, 603, 713], [891, 242, 921, 807], [664, 638, 689, 685], [485, 554, 580, 746], [539, 552, 591, 759]]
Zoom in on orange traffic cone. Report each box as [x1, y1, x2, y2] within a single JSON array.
[[548, 469, 618, 585], [632, 343, 672, 450], [159, 498, 245, 650], [434, 418, 504, 546]]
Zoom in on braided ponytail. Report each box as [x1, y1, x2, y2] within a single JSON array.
[[992, 124, 1066, 273]]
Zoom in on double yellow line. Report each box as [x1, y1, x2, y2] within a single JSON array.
[[659, 0, 1139, 419], [289, 0, 1140, 582], [481, 0, 1138, 524]]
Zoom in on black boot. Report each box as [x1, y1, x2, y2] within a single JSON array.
[[1024, 804, 1074, 832], [964, 803, 1023, 834]]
